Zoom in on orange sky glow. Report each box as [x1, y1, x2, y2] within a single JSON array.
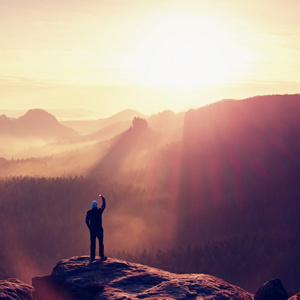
[[1, 0, 299, 118]]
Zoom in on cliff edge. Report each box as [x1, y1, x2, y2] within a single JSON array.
[[32, 256, 254, 300]]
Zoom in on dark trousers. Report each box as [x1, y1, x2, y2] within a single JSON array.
[[89, 228, 104, 259]]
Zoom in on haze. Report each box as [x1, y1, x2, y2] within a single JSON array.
[[1, 0, 300, 117], [2, 95, 300, 294], [1, 0, 300, 295]]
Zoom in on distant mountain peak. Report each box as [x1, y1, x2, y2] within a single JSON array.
[[108, 109, 148, 123], [0, 108, 77, 139], [21, 108, 57, 122], [0, 114, 8, 120]]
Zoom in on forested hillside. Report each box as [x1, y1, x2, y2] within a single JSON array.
[[175, 94, 300, 242], [0, 176, 300, 294]]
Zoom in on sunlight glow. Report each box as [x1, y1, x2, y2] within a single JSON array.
[[122, 13, 251, 89]]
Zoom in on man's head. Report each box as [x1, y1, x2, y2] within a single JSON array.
[[92, 200, 97, 208]]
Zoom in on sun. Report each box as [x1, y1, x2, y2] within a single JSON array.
[[123, 13, 250, 89]]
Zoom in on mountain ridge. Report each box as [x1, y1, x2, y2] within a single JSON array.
[[1, 94, 300, 293], [62, 109, 148, 135], [0, 108, 77, 139]]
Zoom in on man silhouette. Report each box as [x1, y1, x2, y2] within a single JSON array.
[[85, 195, 107, 261]]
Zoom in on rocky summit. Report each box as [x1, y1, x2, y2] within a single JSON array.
[[32, 256, 254, 300]]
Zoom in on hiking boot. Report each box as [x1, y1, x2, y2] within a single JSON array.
[[100, 256, 107, 261]]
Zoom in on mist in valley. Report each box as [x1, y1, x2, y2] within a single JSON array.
[[1, 94, 300, 294]]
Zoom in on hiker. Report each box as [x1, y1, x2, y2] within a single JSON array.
[[85, 195, 107, 261]]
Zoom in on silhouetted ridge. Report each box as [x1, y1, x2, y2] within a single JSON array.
[[0, 109, 77, 139], [20, 109, 58, 124], [62, 109, 147, 135], [176, 94, 300, 242]]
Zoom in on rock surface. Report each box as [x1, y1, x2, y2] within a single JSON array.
[[289, 293, 300, 300], [33, 256, 254, 300], [0, 278, 34, 300], [254, 279, 289, 300]]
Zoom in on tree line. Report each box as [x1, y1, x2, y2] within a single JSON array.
[[110, 232, 300, 295]]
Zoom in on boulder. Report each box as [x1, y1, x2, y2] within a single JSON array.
[[254, 278, 288, 300], [33, 256, 254, 300], [0, 278, 34, 300], [289, 293, 300, 300]]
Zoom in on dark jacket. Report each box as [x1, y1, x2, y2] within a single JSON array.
[[85, 198, 106, 231]]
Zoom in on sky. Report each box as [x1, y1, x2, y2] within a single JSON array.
[[1, 0, 300, 119]]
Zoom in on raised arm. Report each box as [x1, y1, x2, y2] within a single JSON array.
[[100, 195, 106, 211]]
